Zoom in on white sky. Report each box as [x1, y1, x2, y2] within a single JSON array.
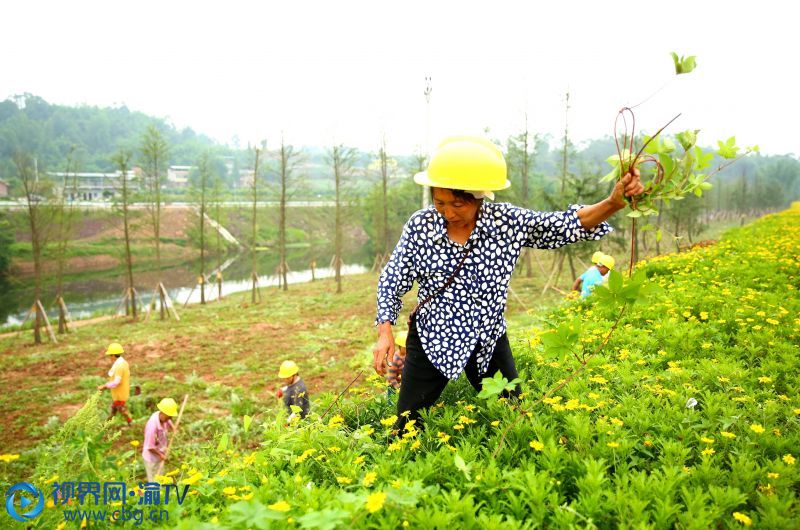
[[2, 0, 798, 156]]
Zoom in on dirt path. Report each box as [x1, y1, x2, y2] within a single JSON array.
[[0, 315, 116, 339]]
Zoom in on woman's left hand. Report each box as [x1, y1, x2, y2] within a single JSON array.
[[609, 168, 644, 208]]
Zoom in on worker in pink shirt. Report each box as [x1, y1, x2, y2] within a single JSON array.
[[141, 398, 178, 481]]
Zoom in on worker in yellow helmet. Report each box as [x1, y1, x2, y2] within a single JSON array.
[[373, 135, 643, 432], [97, 342, 133, 427], [141, 397, 178, 481], [275, 360, 310, 422], [573, 253, 615, 298]]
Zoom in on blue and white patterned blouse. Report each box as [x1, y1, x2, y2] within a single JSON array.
[[376, 201, 612, 380]]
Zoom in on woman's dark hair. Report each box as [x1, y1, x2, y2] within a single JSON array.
[[429, 188, 479, 203]]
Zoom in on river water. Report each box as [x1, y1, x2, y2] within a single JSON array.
[[0, 245, 372, 329]]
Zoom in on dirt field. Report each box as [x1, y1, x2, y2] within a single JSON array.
[[0, 270, 559, 454]]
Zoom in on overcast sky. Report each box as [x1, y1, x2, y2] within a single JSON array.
[[2, 0, 797, 156]]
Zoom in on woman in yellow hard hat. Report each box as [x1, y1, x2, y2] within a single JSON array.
[[373, 136, 642, 431], [573, 253, 615, 298]]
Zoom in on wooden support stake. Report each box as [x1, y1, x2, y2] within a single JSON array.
[[532, 251, 549, 276], [36, 299, 57, 344], [57, 296, 72, 332], [183, 282, 197, 308], [508, 286, 529, 312], [143, 286, 159, 323], [113, 287, 129, 316], [160, 283, 180, 321]]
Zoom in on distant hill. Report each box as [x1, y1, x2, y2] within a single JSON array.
[[0, 93, 234, 178]]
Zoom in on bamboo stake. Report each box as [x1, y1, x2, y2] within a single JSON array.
[[57, 296, 72, 332], [143, 286, 159, 322], [508, 286, 529, 312], [160, 283, 180, 321], [156, 394, 188, 477], [113, 287, 129, 316], [36, 299, 57, 343], [532, 251, 549, 276]]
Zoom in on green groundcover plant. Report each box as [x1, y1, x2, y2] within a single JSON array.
[[11, 205, 800, 529]]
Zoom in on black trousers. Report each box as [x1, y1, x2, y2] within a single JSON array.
[[395, 315, 519, 431]]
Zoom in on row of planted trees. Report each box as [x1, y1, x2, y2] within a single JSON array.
[[11, 114, 799, 343]]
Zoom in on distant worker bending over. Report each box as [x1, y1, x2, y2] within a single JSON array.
[[573, 252, 615, 298]]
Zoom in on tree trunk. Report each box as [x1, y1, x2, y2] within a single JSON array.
[[251, 148, 261, 303], [380, 138, 390, 260], [279, 141, 289, 291], [334, 148, 343, 294]]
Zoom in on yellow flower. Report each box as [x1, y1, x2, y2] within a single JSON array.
[[782, 454, 796, 465], [223, 486, 236, 495], [529, 440, 545, 451], [793, 408, 800, 415], [699, 312, 709, 320], [700, 437, 714, 444], [365, 491, 386, 513], [328, 415, 344, 428], [750, 424, 765, 434], [181, 472, 203, 485], [720, 431, 736, 439], [717, 376, 730, 383], [607, 442, 620, 449], [268, 500, 291, 512], [758, 376, 772, 384], [336, 476, 352, 484], [327, 446, 341, 453], [767, 472, 780, 479], [490, 420, 500, 427], [354, 455, 365, 465], [295, 449, 317, 463], [643, 440, 653, 447], [0, 454, 20, 463], [129, 440, 140, 447], [380, 415, 398, 427], [363, 472, 377, 487], [589, 375, 608, 384], [732, 512, 752, 526], [610, 417, 624, 427], [453, 424, 464, 430], [701, 447, 715, 457]]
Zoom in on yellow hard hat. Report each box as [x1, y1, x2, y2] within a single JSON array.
[[157, 397, 179, 417], [591, 251, 604, 265], [105, 342, 124, 356], [413, 136, 510, 191], [278, 360, 299, 379], [598, 254, 615, 270], [395, 330, 408, 348]]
